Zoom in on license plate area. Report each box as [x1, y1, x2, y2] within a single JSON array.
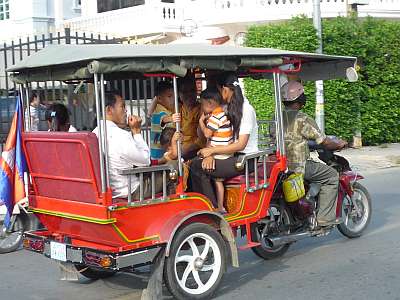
[[50, 241, 67, 262]]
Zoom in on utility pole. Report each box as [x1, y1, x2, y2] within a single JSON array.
[[313, 0, 325, 133]]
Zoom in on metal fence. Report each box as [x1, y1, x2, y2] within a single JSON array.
[[0, 28, 161, 144]]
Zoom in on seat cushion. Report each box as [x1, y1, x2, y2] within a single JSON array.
[[224, 158, 276, 185]]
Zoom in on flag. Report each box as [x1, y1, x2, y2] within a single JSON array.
[[0, 96, 27, 227]]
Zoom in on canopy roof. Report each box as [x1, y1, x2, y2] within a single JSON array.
[[7, 44, 357, 83]]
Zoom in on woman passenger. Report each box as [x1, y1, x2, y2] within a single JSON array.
[[45, 103, 77, 132], [189, 72, 259, 207]]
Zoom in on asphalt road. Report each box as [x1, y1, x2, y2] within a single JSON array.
[[1, 167, 399, 300]]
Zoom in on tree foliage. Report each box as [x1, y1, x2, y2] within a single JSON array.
[[244, 16, 400, 144]]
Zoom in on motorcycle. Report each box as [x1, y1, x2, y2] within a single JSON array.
[[0, 198, 30, 253], [251, 141, 372, 259]]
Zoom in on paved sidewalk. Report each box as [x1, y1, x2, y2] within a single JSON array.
[[335, 143, 400, 172]]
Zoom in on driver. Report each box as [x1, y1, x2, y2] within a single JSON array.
[[282, 80, 347, 227]]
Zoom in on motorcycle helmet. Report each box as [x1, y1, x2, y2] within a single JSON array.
[[283, 80, 304, 102]]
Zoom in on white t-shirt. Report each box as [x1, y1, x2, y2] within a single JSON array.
[[239, 98, 259, 154], [93, 120, 150, 198], [25, 105, 39, 131]]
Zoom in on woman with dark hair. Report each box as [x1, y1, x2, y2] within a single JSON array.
[[189, 72, 259, 207], [45, 103, 77, 132]]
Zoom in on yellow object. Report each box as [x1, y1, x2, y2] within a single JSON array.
[[283, 173, 305, 203]]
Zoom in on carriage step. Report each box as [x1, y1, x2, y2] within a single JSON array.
[[239, 242, 261, 250]]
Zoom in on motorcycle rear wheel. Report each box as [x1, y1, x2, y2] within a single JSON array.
[[338, 182, 371, 238], [250, 203, 291, 260]]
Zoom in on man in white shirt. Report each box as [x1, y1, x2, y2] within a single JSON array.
[[93, 92, 150, 198]]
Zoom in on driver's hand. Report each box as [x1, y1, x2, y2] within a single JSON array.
[[128, 115, 142, 134]]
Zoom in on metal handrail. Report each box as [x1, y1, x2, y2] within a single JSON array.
[[235, 149, 276, 192], [118, 164, 175, 204]]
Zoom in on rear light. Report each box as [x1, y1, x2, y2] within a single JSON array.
[[84, 250, 113, 268], [23, 237, 44, 253], [100, 256, 112, 268]]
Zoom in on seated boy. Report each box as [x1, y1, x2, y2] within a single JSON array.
[[159, 127, 189, 191], [198, 88, 233, 214], [149, 81, 180, 163]]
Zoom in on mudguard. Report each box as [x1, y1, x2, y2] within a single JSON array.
[[162, 210, 239, 268]]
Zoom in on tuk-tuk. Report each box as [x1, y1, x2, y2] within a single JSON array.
[[7, 44, 370, 300]]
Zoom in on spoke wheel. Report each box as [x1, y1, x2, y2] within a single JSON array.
[[164, 223, 226, 300], [251, 203, 292, 260], [0, 213, 28, 254], [338, 182, 371, 238]]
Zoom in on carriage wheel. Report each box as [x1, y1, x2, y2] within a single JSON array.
[[164, 223, 227, 300]]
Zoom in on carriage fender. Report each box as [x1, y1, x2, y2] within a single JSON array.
[[163, 210, 239, 268]]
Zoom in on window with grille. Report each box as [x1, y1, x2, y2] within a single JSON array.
[[97, 0, 145, 13], [0, 0, 10, 21]]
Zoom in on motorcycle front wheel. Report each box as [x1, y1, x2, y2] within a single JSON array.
[[0, 213, 29, 254], [338, 182, 372, 238]]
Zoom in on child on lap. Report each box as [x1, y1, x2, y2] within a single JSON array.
[[198, 88, 233, 213]]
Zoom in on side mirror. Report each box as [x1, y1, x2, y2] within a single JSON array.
[[346, 67, 358, 82]]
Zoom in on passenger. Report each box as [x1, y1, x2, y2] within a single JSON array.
[[281, 80, 346, 227], [198, 88, 233, 214], [92, 91, 150, 199], [189, 72, 259, 207], [25, 93, 40, 131], [148, 81, 180, 163], [159, 127, 189, 191], [45, 103, 77, 132], [159, 127, 180, 164], [178, 75, 206, 160]]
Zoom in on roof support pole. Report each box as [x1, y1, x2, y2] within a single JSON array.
[[24, 84, 31, 131], [19, 85, 28, 131], [273, 72, 285, 157], [100, 74, 110, 188], [172, 76, 183, 177], [94, 73, 106, 193]]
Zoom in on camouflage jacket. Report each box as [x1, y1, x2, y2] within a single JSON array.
[[283, 108, 326, 173]]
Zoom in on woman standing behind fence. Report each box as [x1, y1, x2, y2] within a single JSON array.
[[25, 93, 40, 131]]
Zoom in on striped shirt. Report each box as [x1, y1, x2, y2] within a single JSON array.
[[207, 106, 233, 159]]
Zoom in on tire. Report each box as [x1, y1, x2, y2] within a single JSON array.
[[251, 203, 291, 260], [338, 182, 372, 238], [164, 223, 227, 300], [0, 213, 29, 254], [74, 264, 116, 279]]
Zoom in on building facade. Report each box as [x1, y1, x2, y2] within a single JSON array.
[[64, 0, 400, 44], [1, 0, 400, 44], [0, 0, 81, 42]]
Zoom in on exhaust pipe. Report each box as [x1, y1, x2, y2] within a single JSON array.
[[265, 231, 312, 248]]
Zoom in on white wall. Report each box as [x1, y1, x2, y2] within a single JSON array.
[[81, 0, 97, 17], [0, 0, 81, 42]]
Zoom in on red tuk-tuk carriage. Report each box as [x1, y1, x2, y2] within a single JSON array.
[[7, 44, 371, 299]]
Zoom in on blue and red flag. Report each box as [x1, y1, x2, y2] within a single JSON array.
[[0, 96, 27, 227]]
